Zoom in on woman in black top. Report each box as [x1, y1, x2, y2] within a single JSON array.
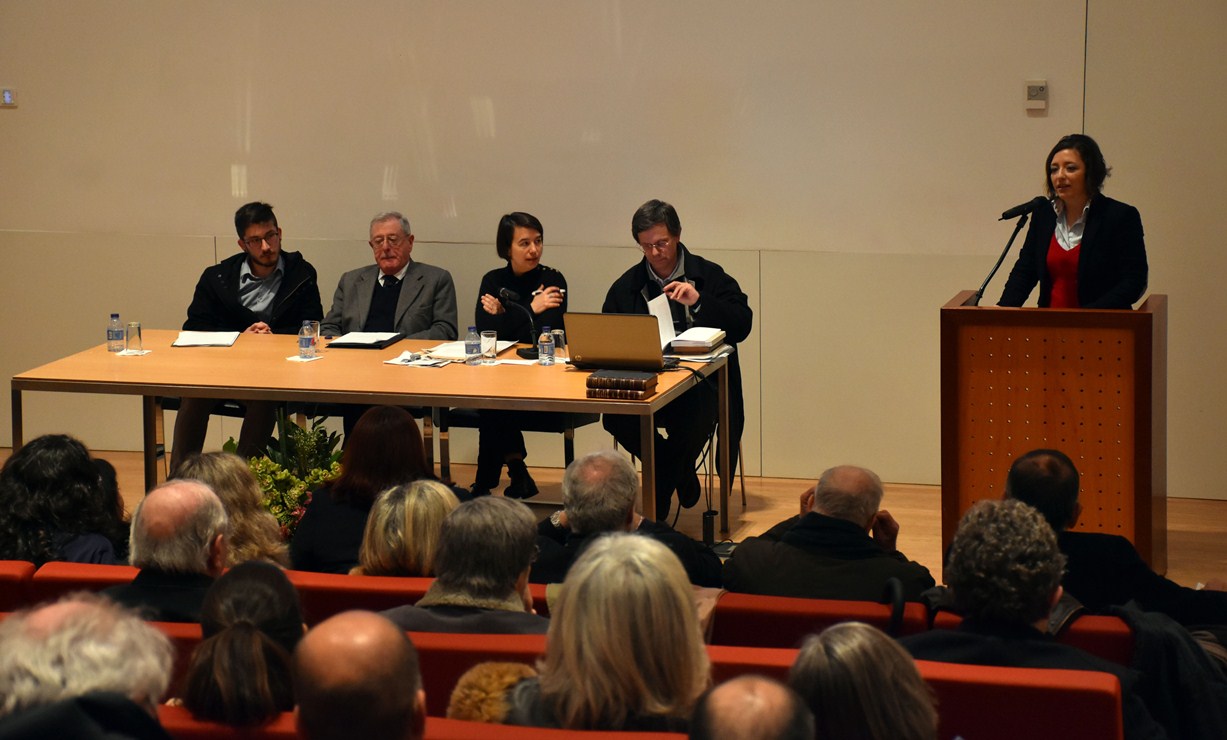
[[471, 212, 568, 497]]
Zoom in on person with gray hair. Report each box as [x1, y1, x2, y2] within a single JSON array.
[[900, 499, 1167, 740], [381, 496, 548, 634], [722, 464, 933, 600], [320, 209, 458, 437], [532, 449, 721, 586], [103, 479, 229, 622], [0, 593, 173, 732], [688, 675, 814, 740]]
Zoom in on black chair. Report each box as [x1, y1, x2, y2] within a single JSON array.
[[433, 408, 600, 483]]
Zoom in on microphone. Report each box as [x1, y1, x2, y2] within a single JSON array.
[[1000, 196, 1049, 221], [497, 287, 538, 349]]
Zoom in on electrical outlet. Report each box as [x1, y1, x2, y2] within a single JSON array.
[[0, 89, 16, 108]]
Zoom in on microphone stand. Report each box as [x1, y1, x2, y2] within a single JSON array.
[[969, 212, 1029, 306], [501, 294, 539, 359]]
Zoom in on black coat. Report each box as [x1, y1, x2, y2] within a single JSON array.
[[184, 250, 323, 334], [998, 195, 1148, 309], [602, 244, 752, 470]]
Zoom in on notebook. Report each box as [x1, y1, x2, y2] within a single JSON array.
[[564, 312, 668, 371]]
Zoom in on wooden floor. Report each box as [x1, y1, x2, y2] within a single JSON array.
[[6, 448, 1215, 589]]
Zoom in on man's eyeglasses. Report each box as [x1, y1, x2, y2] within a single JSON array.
[[242, 230, 281, 249], [370, 234, 406, 248], [640, 238, 673, 252]]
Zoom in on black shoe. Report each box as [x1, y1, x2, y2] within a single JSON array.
[[504, 459, 538, 500], [468, 484, 492, 497], [678, 470, 702, 509]]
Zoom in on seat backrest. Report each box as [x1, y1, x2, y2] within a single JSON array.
[[409, 631, 547, 717], [705, 644, 797, 684], [917, 659, 1124, 740], [0, 560, 36, 611], [424, 716, 684, 739], [710, 592, 929, 647], [284, 570, 433, 624], [931, 611, 1134, 666], [157, 704, 296, 739], [27, 562, 139, 605]]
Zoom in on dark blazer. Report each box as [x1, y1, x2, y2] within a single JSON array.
[[184, 250, 323, 334], [998, 195, 1148, 309], [1059, 530, 1227, 627], [602, 244, 752, 470], [722, 512, 935, 601], [321, 261, 458, 340], [532, 522, 722, 588], [101, 569, 214, 623], [381, 603, 549, 634]]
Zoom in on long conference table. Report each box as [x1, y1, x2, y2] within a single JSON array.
[[11, 329, 733, 532]]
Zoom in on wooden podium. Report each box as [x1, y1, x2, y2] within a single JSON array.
[[940, 291, 1168, 570]]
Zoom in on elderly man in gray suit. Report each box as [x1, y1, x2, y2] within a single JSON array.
[[322, 211, 458, 341], [322, 211, 459, 437]]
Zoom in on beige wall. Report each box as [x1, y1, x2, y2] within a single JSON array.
[[2, 2, 1221, 496]]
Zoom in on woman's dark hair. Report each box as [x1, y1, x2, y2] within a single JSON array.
[[331, 406, 430, 506], [181, 561, 303, 726], [495, 212, 544, 261], [1045, 133, 1111, 198], [0, 434, 128, 566]]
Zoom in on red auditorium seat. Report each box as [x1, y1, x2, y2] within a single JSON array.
[[0, 560, 36, 611], [917, 659, 1124, 740], [710, 592, 930, 647], [27, 561, 138, 605], [409, 631, 547, 717]]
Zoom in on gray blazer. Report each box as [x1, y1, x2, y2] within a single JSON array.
[[321, 261, 458, 340]]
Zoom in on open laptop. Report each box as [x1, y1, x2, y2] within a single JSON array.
[[564, 312, 670, 371]]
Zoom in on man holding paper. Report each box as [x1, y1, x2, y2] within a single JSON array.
[[172, 201, 323, 471], [602, 199, 752, 520]]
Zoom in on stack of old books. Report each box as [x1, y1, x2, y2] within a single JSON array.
[[586, 369, 659, 400]]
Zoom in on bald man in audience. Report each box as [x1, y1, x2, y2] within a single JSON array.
[[689, 675, 814, 740], [0, 593, 173, 737], [722, 465, 934, 600], [103, 480, 228, 622], [294, 611, 426, 740]]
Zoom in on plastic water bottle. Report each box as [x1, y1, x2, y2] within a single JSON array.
[[465, 326, 481, 366], [298, 320, 316, 359], [538, 325, 555, 366], [106, 313, 124, 352]]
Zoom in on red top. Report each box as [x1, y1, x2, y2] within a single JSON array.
[[1046, 234, 1081, 308]]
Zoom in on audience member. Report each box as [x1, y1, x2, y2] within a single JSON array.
[[602, 199, 753, 520], [174, 451, 289, 567], [352, 480, 460, 577], [1005, 448, 1227, 627], [92, 457, 131, 562], [181, 561, 303, 727], [447, 662, 538, 723], [790, 622, 936, 740], [503, 533, 710, 732], [0, 434, 128, 566], [104, 480, 228, 622], [291, 406, 458, 573], [320, 210, 458, 437], [533, 449, 721, 587], [172, 200, 323, 470], [723, 465, 934, 600], [689, 675, 814, 740], [294, 611, 425, 740], [901, 499, 1167, 740], [0, 593, 172, 720], [382, 497, 547, 634]]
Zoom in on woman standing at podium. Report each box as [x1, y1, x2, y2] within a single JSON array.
[[998, 134, 1148, 309], [471, 212, 568, 498]]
